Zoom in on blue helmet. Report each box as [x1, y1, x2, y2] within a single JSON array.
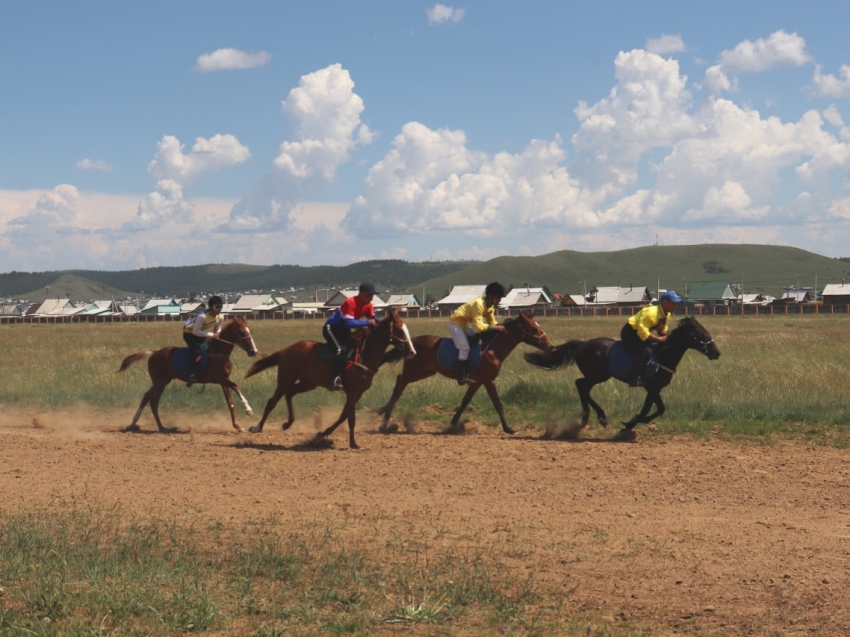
[[359, 281, 377, 295], [660, 290, 682, 303]]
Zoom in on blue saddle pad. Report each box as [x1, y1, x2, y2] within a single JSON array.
[[608, 341, 659, 384], [437, 339, 483, 371], [171, 348, 210, 377]]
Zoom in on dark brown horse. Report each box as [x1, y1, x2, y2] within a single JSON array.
[[245, 308, 415, 449], [377, 311, 554, 435], [118, 316, 259, 433], [524, 316, 721, 436]]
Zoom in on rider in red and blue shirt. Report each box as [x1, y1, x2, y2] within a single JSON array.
[[323, 282, 378, 389]]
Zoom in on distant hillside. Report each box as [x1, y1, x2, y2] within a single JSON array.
[[4, 246, 846, 303], [418, 245, 850, 299], [0, 260, 477, 301], [19, 274, 134, 302]]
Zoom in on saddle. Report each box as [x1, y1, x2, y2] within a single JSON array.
[[171, 347, 211, 378], [608, 342, 660, 385], [437, 339, 485, 371]]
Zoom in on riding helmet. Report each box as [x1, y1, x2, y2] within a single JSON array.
[[208, 295, 224, 309], [485, 282, 506, 298], [359, 282, 377, 295]]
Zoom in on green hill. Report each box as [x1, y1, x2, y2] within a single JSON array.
[[418, 245, 850, 299], [19, 274, 134, 302], [0, 260, 476, 301], [4, 246, 848, 303]]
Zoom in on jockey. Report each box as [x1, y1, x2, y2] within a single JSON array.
[[323, 282, 378, 390], [448, 282, 507, 385], [621, 290, 681, 386], [183, 294, 224, 385]]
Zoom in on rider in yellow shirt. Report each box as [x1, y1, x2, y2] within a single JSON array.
[[621, 290, 681, 386], [448, 282, 507, 385], [183, 295, 224, 385]]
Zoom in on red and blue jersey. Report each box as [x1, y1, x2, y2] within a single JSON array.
[[325, 296, 376, 329]]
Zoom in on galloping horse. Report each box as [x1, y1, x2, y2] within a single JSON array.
[[524, 316, 720, 435], [118, 316, 259, 433], [245, 308, 415, 449], [378, 311, 554, 435]]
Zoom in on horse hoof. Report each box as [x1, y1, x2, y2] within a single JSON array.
[[246, 409, 254, 417], [502, 426, 516, 435], [282, 421, 294, 431], [249, 425, 262, 434], [599, 417, 608, 428], [381, 423, 399, 434], [123, 423, 141, 433], [236, 427, 246, 434]]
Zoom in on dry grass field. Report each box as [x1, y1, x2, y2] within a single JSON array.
[[1, 316, 849, 635]]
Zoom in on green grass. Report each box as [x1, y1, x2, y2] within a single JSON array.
[[2, 315, 850, 443], [0, 500, 658, 636]]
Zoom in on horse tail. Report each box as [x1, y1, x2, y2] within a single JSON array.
[[523, 340, 581, 370], [244, 351, 282, 379], [382, 347, 405, 366], [117, 351, 153, 372]]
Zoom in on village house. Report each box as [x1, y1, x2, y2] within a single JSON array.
[[436, 285, 486, 312], [500, 287, 554, 311], [686, 282, 737, 306], [821, 282, 850, 307]]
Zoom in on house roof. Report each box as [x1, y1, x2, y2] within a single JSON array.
[[31, 299, 73, 315], [437, 285, 486, 305], [588, 286, 649, 305], [781, 290, 815, 302], [232, 294, 287, 311], [501, 287, 553, 307], [821, 283, 850, 296], [386, 294, 421, 306], [325, 290, 388, 307], [180, 302, 204, 313], [141, 298, 178, 311], [687, 282, 735, 301], [563, 295, 587, 306]]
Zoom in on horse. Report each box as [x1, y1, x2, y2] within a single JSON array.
[[244, 308, 416, 449], [377, 310, 554, 435], [523, 316, 721, 436], [118, 316, 259, 433]]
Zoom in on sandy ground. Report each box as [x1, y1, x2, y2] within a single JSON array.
[[1, 406, 849, 636]]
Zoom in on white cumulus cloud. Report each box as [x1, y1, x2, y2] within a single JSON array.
[[645, 34, 686, 55], [812, 64, 850, 98], [193, 48, 271, 72], [704, 30, 812, 94], [147, 134, 250, 183], [76, 158, 112, 172], [427, 4, 465, 25], [226, 64, 372, 231]]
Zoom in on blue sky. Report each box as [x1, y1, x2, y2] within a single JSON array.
[[2, 0, 850, 271]]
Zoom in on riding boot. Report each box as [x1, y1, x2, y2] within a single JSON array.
[[628, 352, 649, 387], [187, 355, 199, 387], [456, 359, 471, 386], [329, 356, 344, 391]]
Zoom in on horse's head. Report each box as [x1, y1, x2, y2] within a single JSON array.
[[221, 316, 258, 357], [375, 308, 417, 358], [676, 316, 720, 360], [504, 310, 554, 351]]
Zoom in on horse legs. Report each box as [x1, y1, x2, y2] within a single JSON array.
[[219, 386, 245, 433], [622, 390, 665, 430], [227, 381, 254, 417], [124, 387, 153, 432], [378, 369, 437, 433], [147, 382, 175, 433], [449, 383, 481, 430], [481, 380, 515, 435], [283, 380, 318, 430], [318, 393, 362, 449], [249, 385, 286, 434], [576, 377, 607, 427]]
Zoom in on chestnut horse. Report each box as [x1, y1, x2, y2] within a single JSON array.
[[523, 316, 721, 435], [245, 308, 415, 449], [377, 311, 554, 435], [118, 316, 259, 433]]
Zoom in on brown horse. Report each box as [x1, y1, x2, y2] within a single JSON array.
[[244, 308, 415, 449], [377, 311, 554, 435], [118, 316, 259, 433]]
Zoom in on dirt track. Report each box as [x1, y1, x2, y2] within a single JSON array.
[[1, 407, 849, 635]]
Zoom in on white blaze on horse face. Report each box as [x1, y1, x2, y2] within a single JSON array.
[[245, 327, 258, 354], [401, 323, 416, 356]]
